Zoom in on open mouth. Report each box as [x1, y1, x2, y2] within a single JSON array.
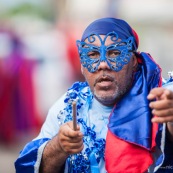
[[95, 75, 114, 88]]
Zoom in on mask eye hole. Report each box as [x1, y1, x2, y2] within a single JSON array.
[[107, 50, 121, 58], [118, 42, 126, 46], [87, 51, 100, 59]]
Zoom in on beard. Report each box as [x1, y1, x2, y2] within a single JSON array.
[[93, 79, 132, 106]]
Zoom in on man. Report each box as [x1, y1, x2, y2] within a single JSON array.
[[15, 17, 173, 173]]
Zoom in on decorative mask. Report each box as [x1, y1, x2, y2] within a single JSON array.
[[76, 32, 135, 73]]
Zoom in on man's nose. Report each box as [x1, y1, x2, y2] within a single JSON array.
[[97, 60, 111, 71]]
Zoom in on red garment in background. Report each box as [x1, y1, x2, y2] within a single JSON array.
[[66, 33, 85, 82], [0, 38, 42, 143]]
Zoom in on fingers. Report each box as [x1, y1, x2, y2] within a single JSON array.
[[148, 88, 173, 123], [60, 139, 84, 154], [150, 108, 173, 123], [152, 116, 173, 123], [147, 87, 164, 100], [62, 122, 83, 138], [58, 134, 84, 154], [58, 121, 84, 154], [163, 89, 173, 99], [148, 88, 173, 100], [149, 99, 173, 110]]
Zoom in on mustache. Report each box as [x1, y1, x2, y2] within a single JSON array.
[[94, 74, 115, 86]]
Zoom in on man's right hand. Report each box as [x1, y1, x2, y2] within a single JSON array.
[[40, 121, 84, 173], [57, 121, 84, 155]]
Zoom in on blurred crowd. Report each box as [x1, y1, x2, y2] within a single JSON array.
[[0, 20, 85, 145], [0, 27, 41, 143]]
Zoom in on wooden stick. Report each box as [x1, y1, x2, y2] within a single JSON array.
[[72, 101, 77, 131]]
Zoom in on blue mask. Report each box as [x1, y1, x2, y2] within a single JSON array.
[[76, 32, 135, 73]]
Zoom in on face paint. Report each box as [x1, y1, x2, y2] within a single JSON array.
[[76, 32, 135, 73]]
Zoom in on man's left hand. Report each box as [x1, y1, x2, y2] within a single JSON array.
[[147, 87, 173, 123]]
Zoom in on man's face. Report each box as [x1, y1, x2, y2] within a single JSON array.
[[81, 35, 137, 106]]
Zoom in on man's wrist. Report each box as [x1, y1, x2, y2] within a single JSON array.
[[167, 122, 173, 142]]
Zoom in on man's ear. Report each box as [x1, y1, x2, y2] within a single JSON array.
[[81, 65, 84, 75], [133, 54, 138, 69]]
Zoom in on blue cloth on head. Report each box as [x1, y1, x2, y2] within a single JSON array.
[[81, 17, 138, 50]]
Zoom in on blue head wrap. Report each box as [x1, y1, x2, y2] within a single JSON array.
[[81, 17, 138, 50]]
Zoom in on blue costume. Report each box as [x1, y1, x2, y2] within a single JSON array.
[[14, 80, 173, 173], [15, 18, 173, 173]]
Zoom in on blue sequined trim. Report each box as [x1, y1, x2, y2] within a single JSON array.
[[57, 81, 106, 173]]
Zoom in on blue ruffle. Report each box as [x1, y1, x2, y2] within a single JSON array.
[[15, 138, 50, 173]]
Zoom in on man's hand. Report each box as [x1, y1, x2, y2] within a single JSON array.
[[57, 121, 84, 155], [40, 121, 83, 173], [147, 87, 173, 142], [147, 87, 173, 123]]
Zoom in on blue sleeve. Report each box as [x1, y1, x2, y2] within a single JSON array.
[[161, 137, 173, 171], [155, 124, 173, 173], [15, 138, 50, 173], [157, 131, 173, 172], [14, 94, 67, 173]]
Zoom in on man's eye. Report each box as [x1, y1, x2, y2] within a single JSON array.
[[87, 51, 100, 59], [118, 42, 126, 46], [107, 50, 120, 58]]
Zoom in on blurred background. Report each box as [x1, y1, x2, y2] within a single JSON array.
[[0, 0, 173, 172]]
